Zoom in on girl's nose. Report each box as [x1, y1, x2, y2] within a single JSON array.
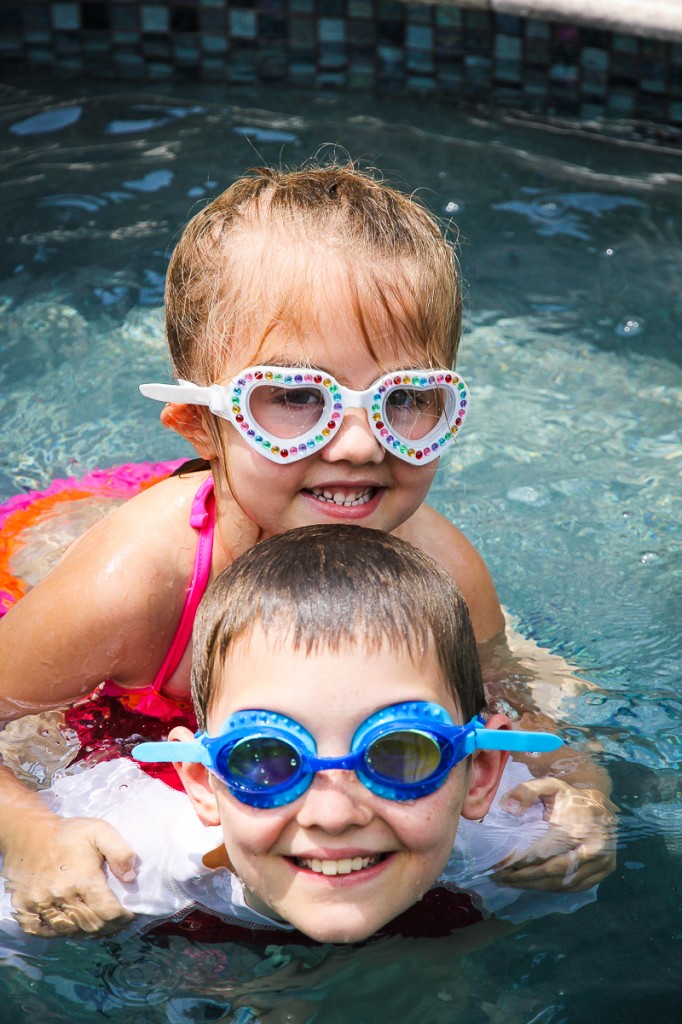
[[295, 772, 375, 834], [320, 408, 384, 466]]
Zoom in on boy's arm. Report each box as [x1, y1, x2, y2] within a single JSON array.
[[0, 765, 136, 935]]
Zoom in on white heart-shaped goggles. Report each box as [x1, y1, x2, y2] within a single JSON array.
[[140, 366, 469, 465]]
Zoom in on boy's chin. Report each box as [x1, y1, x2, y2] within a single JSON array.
[[279, 905, 408, 945]]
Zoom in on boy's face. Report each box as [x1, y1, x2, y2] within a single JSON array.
[[178, 628, 503, 944]]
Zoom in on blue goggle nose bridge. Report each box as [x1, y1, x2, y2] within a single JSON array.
[[133, 702, 563, 808]]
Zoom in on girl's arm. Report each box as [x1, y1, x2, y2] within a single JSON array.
[[0, 476, 197, 717], [0, 766, 137, 935], [400, 504, 617, 892], [0, 479, 198, 933]]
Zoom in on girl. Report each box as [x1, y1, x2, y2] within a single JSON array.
[[0, 163, 614, 937]]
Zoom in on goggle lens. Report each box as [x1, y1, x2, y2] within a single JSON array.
[[248, 383, 328, 440], [226, 737, 300, 791], [384, 386, 448, 442], [365, 730, 444, 784]]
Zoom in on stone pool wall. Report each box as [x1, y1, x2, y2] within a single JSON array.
[[2, 1, 681, 124]]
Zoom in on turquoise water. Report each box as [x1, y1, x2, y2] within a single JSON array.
[[0, 73, 680, 1021]]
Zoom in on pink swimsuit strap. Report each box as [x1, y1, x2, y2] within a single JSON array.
[[100, 474, 215, 720], [151, 474, 215, 692]]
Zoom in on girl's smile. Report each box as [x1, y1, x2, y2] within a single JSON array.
[[204, 284, 442, 542]]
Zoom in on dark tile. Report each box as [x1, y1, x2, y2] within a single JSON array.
[[171, 7, 200, 33], [82, 3, 110, 31]]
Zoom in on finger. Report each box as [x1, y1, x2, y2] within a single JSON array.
[[14, 908, 78, 938], [495, 827, 580, 870], [71, 886, 135, 927], [494, 850, 610, 891], [499, 779, 566, 815], [92, 825, 138, 884]]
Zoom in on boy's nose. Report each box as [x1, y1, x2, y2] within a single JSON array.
[[295, 771, 374, 834], [320, 407, 384, 466]]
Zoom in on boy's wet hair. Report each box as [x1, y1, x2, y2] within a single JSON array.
[[191, 524, 484, 730], [165, 161, 462, 387]]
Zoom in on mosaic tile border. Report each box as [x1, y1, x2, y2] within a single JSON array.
[[1, 1, 681, 124]]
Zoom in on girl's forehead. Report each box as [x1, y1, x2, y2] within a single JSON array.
[[221, 261, 444, 377]]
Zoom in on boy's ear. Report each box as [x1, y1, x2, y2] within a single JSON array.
[[460, 713, 511, 821], [160, 403, 219, 461], [168, 725, 221, 826]]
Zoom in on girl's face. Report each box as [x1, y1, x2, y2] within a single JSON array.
[[208, 268, 443, 541]]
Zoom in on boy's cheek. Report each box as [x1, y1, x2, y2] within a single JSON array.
[[215, 794, 289, 859]]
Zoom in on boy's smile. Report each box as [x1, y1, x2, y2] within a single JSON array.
[[179, 627, 487, 944]]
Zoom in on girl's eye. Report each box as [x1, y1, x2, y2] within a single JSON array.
[[274, 387, 324, 409], [387, 388, 435, 413], [249, 384, 326, 439]]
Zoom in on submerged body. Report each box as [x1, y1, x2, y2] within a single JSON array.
[[0, 164, 615, 938]]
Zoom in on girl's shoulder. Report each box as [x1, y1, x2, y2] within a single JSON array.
[[0, 470, 211, 704], [394, 504, 504, 643]]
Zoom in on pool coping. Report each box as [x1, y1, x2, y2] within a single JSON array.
[[437, 1, 682, 44]]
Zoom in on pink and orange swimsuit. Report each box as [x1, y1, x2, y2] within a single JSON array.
[[63, 473, 216, 789], [0, 462, 213, 789]]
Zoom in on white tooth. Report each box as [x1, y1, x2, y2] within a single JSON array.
[[311, 859, 323, 873], [351, 857, 365, 871], [323, 490, 333, 499], [336, 859, 353, 875], [322, 860, 338, 876]]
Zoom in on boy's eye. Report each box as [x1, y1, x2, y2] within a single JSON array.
[[365, 730, 443, 783]]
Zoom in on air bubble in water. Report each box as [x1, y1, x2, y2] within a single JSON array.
[[616, 317, 643, 338]]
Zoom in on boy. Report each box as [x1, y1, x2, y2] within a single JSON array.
[[0, 526, 592, 943]]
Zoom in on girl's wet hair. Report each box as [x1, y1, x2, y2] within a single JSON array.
[[165, 162, 462, 386], [191, 524, 484, 730]]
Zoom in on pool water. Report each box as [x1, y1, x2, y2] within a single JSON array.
[[0, 72, 680, 1022]]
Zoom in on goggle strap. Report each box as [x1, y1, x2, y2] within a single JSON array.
[[140, 381, 212, 407], [133, 739, 210, 765], [470, 725, 563, 754]]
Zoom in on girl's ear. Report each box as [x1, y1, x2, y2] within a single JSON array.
[[168, 725, 220, 826], [460, 713, 511, 821], [160, 403, 219, 461]]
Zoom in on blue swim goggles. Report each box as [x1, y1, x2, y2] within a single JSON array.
[[133, 702, 562, 809]]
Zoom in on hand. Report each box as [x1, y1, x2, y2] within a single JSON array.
[[492, 778, 618, 892], [3, 815, 137, 937]]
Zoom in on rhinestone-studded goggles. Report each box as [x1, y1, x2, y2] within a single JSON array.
[[132, 701, 561, 808], [139, 365, 469, 466]]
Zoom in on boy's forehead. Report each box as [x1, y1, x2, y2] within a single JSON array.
[[206, 625, 460, 727]]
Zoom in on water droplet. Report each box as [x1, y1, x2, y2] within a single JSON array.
[[640, 551, 660, 564], [443, 200, 462, 214]]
